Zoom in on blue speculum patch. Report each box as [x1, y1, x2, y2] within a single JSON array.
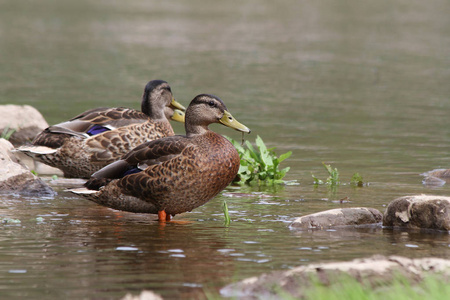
[[123, 167, 142, 177], [87, 125, 110, 136]]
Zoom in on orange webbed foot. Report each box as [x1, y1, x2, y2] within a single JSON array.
[[158, 210, 171, 222]]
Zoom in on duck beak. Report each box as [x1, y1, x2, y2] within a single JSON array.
[[170, 109, 185, 123], [170, 98, 186, 111], [219, 110, 251, 133]]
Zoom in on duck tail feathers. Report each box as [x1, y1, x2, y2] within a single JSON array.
[[68, 187, 99, 195], [16, 145, 57, 155]]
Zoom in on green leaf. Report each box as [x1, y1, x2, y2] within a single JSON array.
[[278, 151, 292, 163], [255, 135, 267, 153], [312, 174, 323, 185], [1, 126, 16, 140], [223, 200, 231, 226], [227, 135, 292, 185]]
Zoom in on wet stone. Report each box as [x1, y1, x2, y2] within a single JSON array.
[[422, 169, 450, 186], [289, 207, 383, 230], [0, 104, 49, 147], [0, 139, 55, 196], [121, 290, 163, 300], [383, 195, 450, 232], [220, 255, 450, 300]]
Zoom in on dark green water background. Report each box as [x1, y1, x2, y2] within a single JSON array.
[[1, 0, 449, 299]]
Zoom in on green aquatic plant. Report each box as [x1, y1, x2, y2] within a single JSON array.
[[312, 163, 339, 186], [324, 163, 340, 186], [350, 172, 364, 187], [1, 126, 16, 140], [302, 274, 449, 300], [222, 200, 231, 226], [210, 274, 449, 300], [226, 135, 292, 185], [1, 217, 21, 224], [312, 163, 364, 187]]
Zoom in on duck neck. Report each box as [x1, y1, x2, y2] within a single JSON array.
[[185, 123, 210, 137], [142, 101, 165, 120]]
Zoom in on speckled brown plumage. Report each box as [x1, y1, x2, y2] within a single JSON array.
[[32, 107, 150, 148], [40, 119, 176, 178], [74, 94, 251, 220], [18, 80, 185, 178]]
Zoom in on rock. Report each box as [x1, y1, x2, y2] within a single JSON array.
[[0, 138, 55, 196], [423, 168, 450, 178], [0, 138, 20, 163], [422, 175, 446, 187], [0, 104, 48, 146], [289, 207, 383, 230], [121, 291, 163, 300], [383, 195, 450, 231], [422, 169, 450, 186], [220, 255, 450, 299]]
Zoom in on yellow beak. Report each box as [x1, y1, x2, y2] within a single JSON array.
[[219, 110, 251, 133], [170, 98, 186, 111], [170, 109, 185, 123]]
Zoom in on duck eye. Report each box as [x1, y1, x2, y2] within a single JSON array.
[[208, 101, 215, 107]]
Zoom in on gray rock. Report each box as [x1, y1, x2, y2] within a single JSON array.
[[0, 139, 55, 196], [423, 168, 450, 178], [121, 291, 163, 300], [422, 169, 450, 186], [220, 255, 450, 299], [0, 104, 48, 146], [383, 195, 450, 231], [289, 207, 383, 230]]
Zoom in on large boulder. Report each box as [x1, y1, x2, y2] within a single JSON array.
[[221, 255, 450, 299], [383, 195, 450, 231], [0, 104, 48, 146], [0, 138, 55, 196], [289, 207, 383, 230]]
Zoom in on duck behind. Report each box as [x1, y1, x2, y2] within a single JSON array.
[[17, 80, 185, 178]]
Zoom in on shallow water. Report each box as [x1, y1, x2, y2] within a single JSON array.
[[1, 0, 450, 299]]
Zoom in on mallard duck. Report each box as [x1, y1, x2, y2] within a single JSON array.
[[18, 80, 185, 178], [71, 94, 251, 222]]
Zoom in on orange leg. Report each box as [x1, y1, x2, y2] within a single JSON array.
[[158, 210, 171, 222]]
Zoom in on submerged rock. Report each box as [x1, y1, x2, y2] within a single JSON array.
[[422, 169, 450, 186], [0, 104, 48, 147], [289, 207, 383, 230], [383, 195, 450, 231], [0, 139, 55, 196], [220, 255, 450, 299]]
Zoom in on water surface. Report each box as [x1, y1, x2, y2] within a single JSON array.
[[1, 0, 449, 299]]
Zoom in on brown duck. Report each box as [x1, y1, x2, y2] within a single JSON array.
[[71, 94, 251, 222], [18, 80, 185, 178]]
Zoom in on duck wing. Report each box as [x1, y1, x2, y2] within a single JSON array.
[[53, 107, 148, 136], [85, 136, 190, 189], [33, 107, 148, 148]]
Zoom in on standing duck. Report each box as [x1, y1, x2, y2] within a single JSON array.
[[71, 94, 251, 222], [18, 80, 185, 178]]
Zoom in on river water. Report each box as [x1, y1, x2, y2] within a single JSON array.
[[1, 0, 449, 299]]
